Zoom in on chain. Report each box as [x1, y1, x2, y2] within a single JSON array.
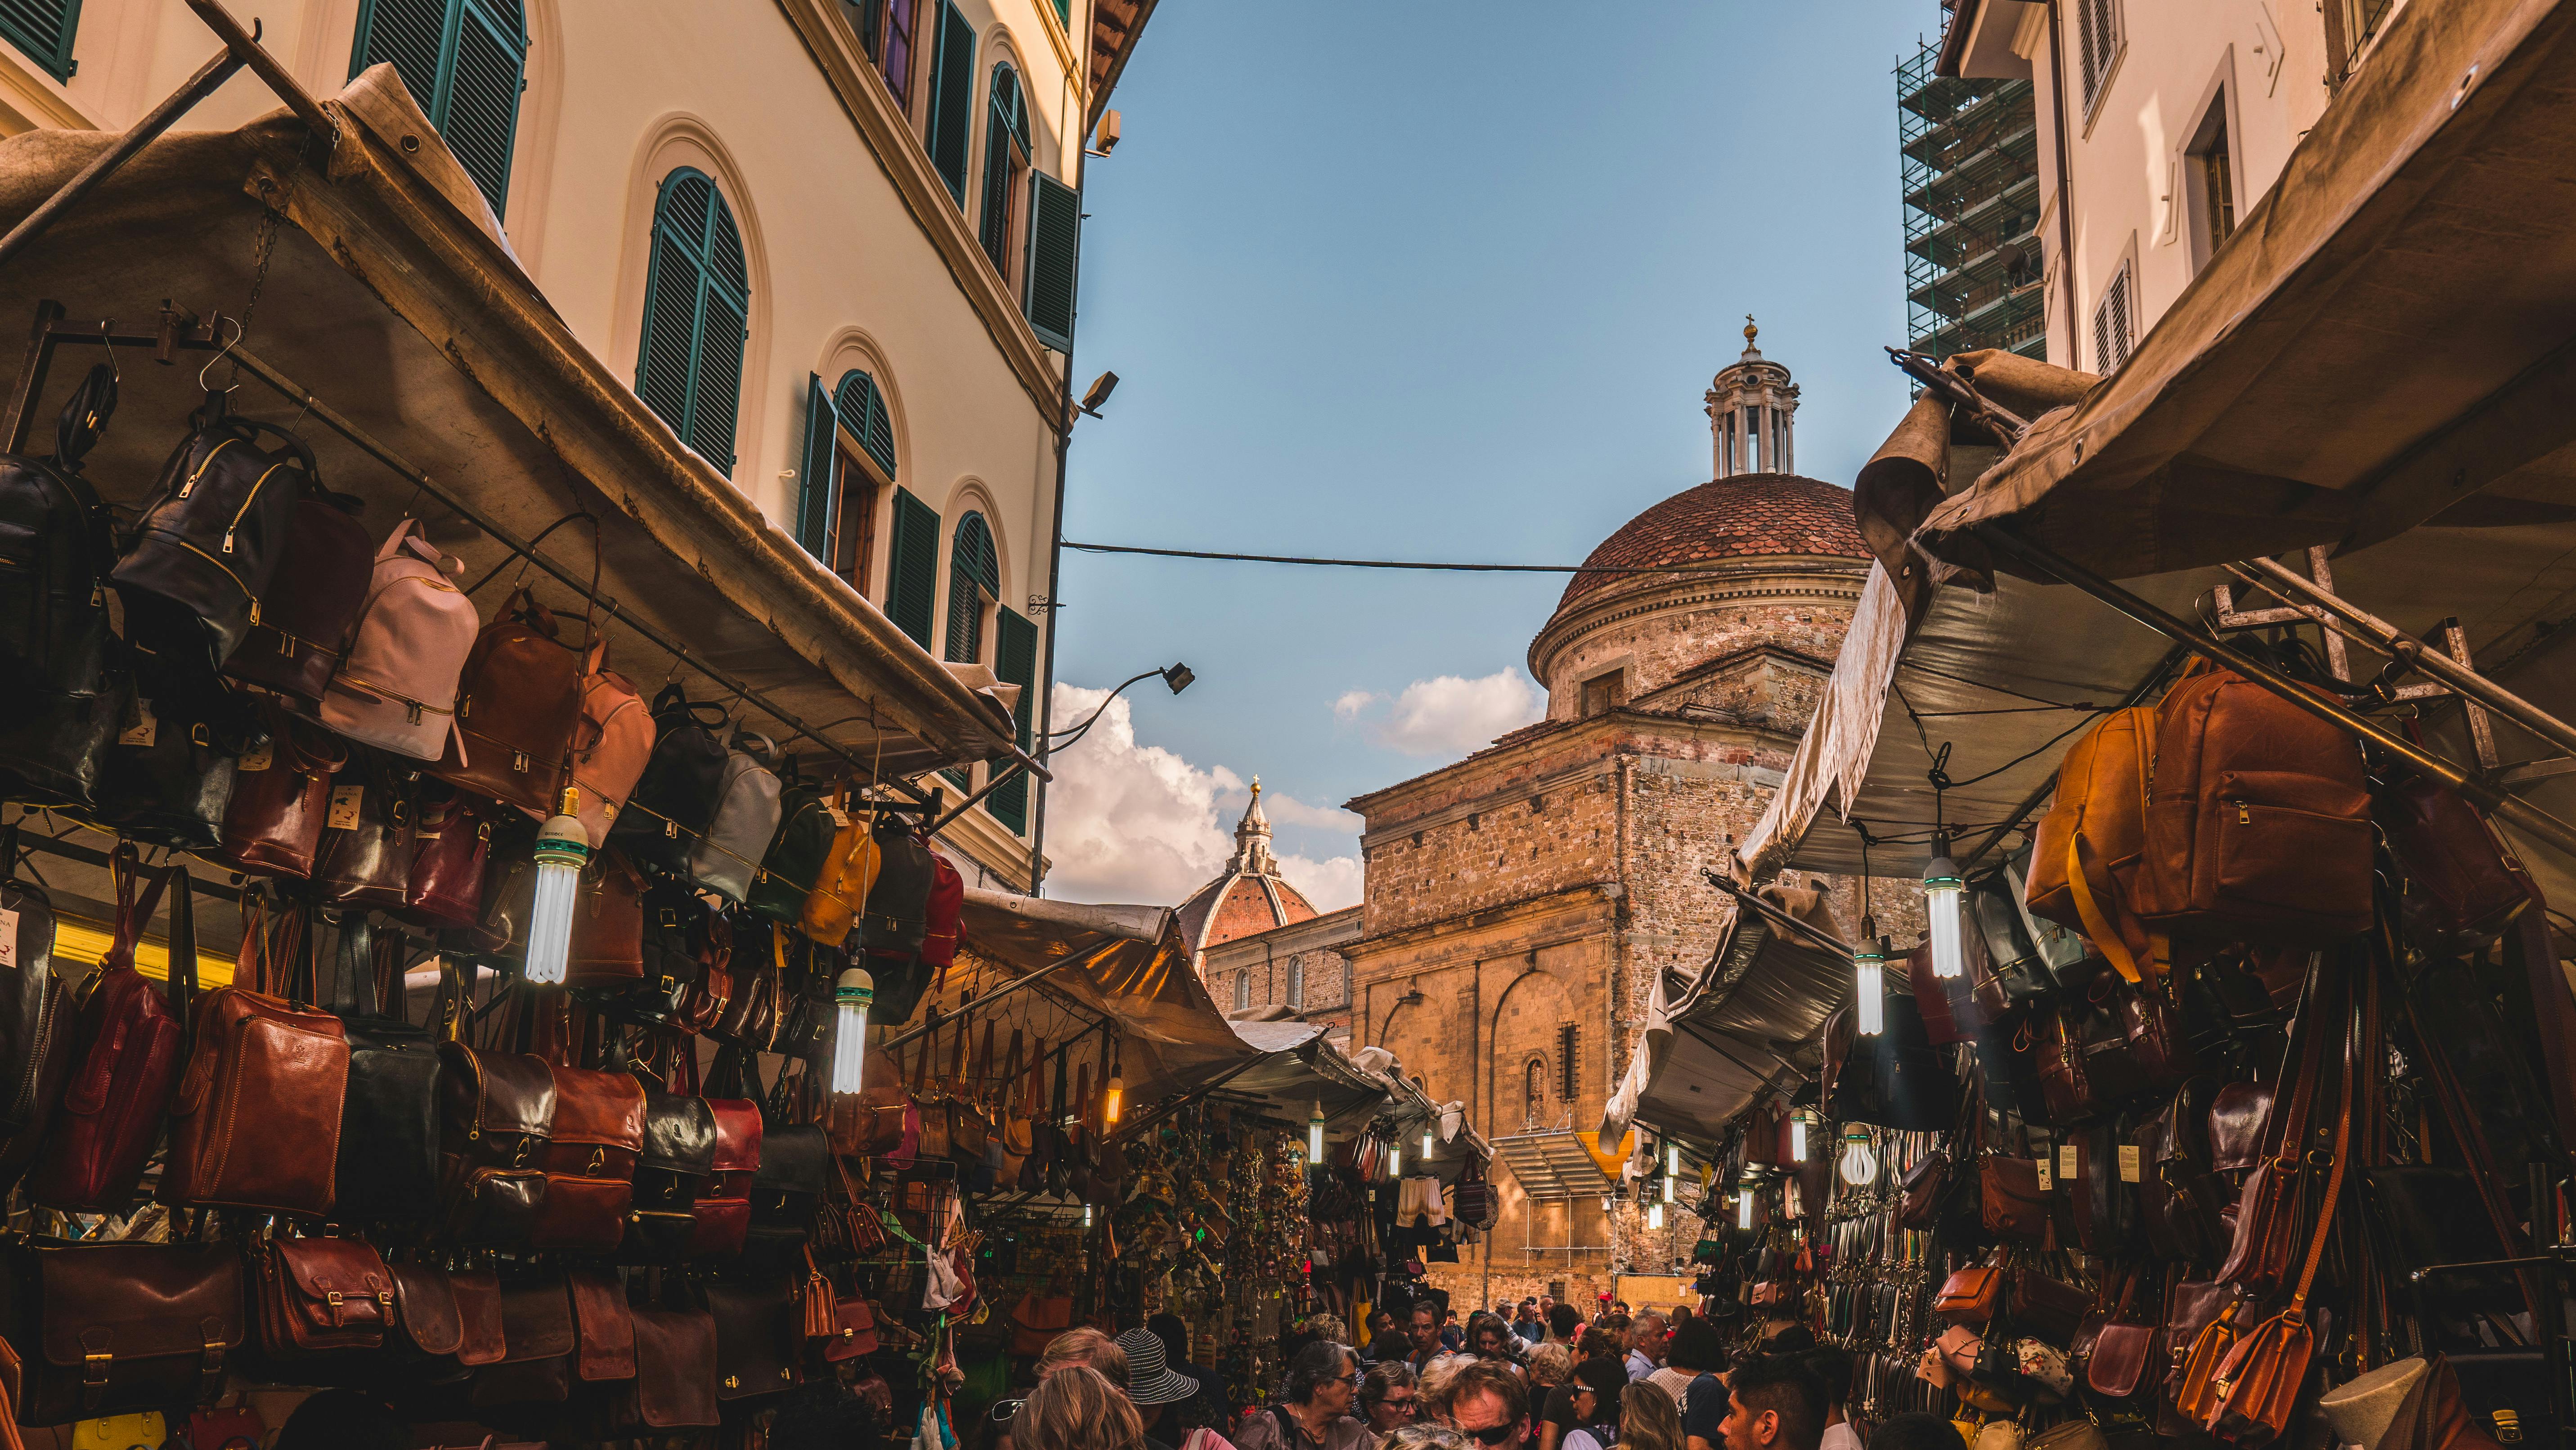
[[220, 162, 303, 392]]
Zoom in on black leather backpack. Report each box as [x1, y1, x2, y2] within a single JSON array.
[[610, 686, 732, 874], [0, 365, 130, 808], [329, 914, 444, 1223], [112, 399, 323, 672]]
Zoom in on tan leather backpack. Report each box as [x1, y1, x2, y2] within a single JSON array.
[[2024, 703, 2160, 982]]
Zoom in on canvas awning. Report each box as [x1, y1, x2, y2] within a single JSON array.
[[0, 64, 1030, 783], [1599, 884, 1849, 1152]]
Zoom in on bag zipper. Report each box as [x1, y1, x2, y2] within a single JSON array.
[[171, 537, 258, 624], [175, 439, 239, 500], [221, 463, 296, 554]]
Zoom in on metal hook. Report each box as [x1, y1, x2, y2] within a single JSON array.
[[96, 320, 120, 382], [195, 315, 244, 393]]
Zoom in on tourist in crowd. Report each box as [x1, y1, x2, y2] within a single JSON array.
[[1115, 1327, 1205, 1450], [1408, 1305, 1446, 1373], [1447, 1361, 1531, 1450], [1801, 1349, 1855, 1450], [1656, 1319, 1727, 1437], [1041, 1328, 1132, 1385], [1148, 1313, 1225, 1433], [1238, 1342, 1373, 1450], [1617, 1381, 1684, 1450], [1360, 1311, 1402, 1364], [1576, 1326, 1624, 1367], [1623, 1313, 1667, 1383], [1441, 1309, 1465, 1352], [1544, 1304, 1583, 1348], [1715, 1355, 1824, 1450], [1758, 1324, 1813, 1355], [1524, 1342, 1573, 1398], [1419, 1354, 1477, 1424], [1021, 1366, 1149, 1450], [1360, 1363, 1422, 1434], [1468, 1312, 1526, 1368], [1553, 1357, 1629, 1450], [1513, 1299, 1545, 1344]]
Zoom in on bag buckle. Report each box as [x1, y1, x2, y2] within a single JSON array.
[[588, 1147, 606, 1176], [512, 752, 530, 773], [82, 1351, 110, 1387]]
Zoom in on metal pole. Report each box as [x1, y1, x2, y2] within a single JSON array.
[[927, 761, 1028, 835], [1976, 524, 2576, 860], [872, 954, 1101, 1056], [0, 45, 245, 275], [2234, 555, 2576, 758], [181, 0, 339, 145]]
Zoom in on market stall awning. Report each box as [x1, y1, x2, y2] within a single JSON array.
[[0, 65, 1029, 782], [1889, 0, 2576, 586], [1599, 885, 1849, 1151]]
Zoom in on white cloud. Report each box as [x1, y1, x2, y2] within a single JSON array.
[[1277, 853, 1364, 912], [1333, 689, 1378, 721], [1235, 787, 1362, 833], [1368, 669, 1544, 756]]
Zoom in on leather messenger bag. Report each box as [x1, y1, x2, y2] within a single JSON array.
[[251, 1234, 395, 1366], [7, 1238, 245, 1425]]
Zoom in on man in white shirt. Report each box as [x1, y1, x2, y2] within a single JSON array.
[[1806, 1348, 1858, 1450], [1623, 1312, 1667, 1382]]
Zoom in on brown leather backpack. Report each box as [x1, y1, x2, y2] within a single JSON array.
[[432, 587, 584, 815], [524, 999, 646, 1252], [2026, 704, 2159, 982], [436, 1041, 557, 1246], [218, 700, 349, 879], [158, 927, 350, 1216]]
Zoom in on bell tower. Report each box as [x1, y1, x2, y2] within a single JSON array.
[[1707, 316, 1800, 478]]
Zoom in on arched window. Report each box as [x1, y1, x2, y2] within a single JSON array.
[[1524, 1058, 1546, 1129], [1286, 956, 1305, 1011], [945, 512, 998, 664], [979, 63, 1029, 275], [1234, 971, 1251, 1013], [350, 0, 529, 216], [835, 371, 898, 480], [636, 169, 751, 473]]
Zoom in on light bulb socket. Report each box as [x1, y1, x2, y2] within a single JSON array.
[[835, 967, 876, 1010], [532, 811, 590, 869]]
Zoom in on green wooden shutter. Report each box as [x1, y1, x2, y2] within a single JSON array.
[[350, 0, 525, 216], [0, 0, 79, 81], [979, 64, 1026, 270], [634, 170, 750, 473], [835, 370, 898, 479], [885, 488, 941, 648], [925, 0, 976, 203], [796, 373, 839, 559], [1049, 0, 1069, 26], [944, 513, 998, 664], [1025, 172, 1079, 351], [988, 606, 1038, 832]]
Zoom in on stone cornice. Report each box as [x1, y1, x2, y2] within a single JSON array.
[[1526, 556, 1866, 685], [1346, 710, 1800, 827], [1344, 883, 1621, 962]]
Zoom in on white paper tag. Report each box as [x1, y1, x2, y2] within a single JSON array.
[[119, 701, 156, 748], [2058, 1144, 2080, 1180], [0, 907, 17, 969], [238, 739, 274, 772], [826, 802, 850, 828], [327, 784, 365, 831], [2034, 1156, 2054, 1191], [2118, 1144, 2144, 1183]]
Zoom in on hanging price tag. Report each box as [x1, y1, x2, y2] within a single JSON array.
[[2057, 1144, 2079, 1181], [238, 739, 274, 772], [119, 701, 157, 748], [826, 802, 850, 828], [2034, 1156, 2053, 1191], [2118, 1145, 2143, 1183], [0, 907, 17, 969], [328, 785, 365, 831]]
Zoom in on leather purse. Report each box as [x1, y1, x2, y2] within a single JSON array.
[[568, 1270, 636, 1383], [471, 1275, 576, 1407], [218, 701, 348, 878], [825, 1294, 878, 1360], [750, 1076, 830, 1257], [708, 1280, 800, 1400], [619, 1307, 719, 1429], [685, 1046, 761, 1259], [91, 648, 246, 851], [8, 1239, 245, 1425], [621, 1040, 717, 1261], [1981, 1155, 2052, 1244], [330, 920, 443, 1223], [223, 483, 371, 706], [2137, 1076, 2228, 1265], [401, 785, 493, 930], [564, 849, 645, 987], [433, 587, 585, 816], [27, 852, 187, 1214], [386, 1261, 464, 1366], [159, 912, 350, 1216], [251, 1235, 395, 1364], [0, 825, 71, 1190], [436, 1042, 558, 1245], [2377, 758, 2533, 941], [313, 750, 414, 910], [669, 906, 735, 1034], [2010, 1270, 2094, 1348], [525, 1011, 646, 1252], [1934, 1265, 2003, 1325], [2207, 1080, 2274, 1174]]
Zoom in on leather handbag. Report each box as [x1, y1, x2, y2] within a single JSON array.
[[471, 1275, 576, 1407], [1907, 941, 1972, 1046], [2026, 703, 2158, 980], [825, 1294, 878, 1360], [750, 771, 840, 925], [859, 820, 933, 955], [222, 482, 371, 706], [385, 1261, 464, 1366], [800, 790, 881, 946], [112, 411, 322, 671], [319, 517, 478, 762], [525, 1009, 646, 1252], [250, 1234, 395, 1364], [708, 1279, 801, 1400], [26, 852, 187, 1213], [564, 848, 645, 987], [1980, 1154, 2051, 1244], [2208, 1080, 2274, 1174], [0, 365, 121, 806], [413, 1265, 507, 1375], [610, 686, 732, 874], [436, 1042, 557, 1245], [632, 881, 708, 1020], [313, 749, 414, 910], [158, 911, 350, 1216], [2378, 760, 2532, 943], [750, 1074, 830, 1257], [0, 825, 71, 1190], [619, 1306, 719, 1429], [330, 922, 444, 1223], [2010, 1270, 2094, 1348], [432, 587, 585, 816], [401, 784, 493, 930], [623, 1062, 718, 1262], [682, 1045, 761, 1258], [568, 1269, 636, 1383], [91, 648, 247, 851], [2138, 1076, 2228, 1265], [687, 735, 784, 903], [1966, 868, 2055, 1012], [217, 700, 348, 878], [669, 907, 735, 1034], [550, 646, 654, 847], [7, 1239, 244, 1424], [0, 667, 127, 814], [712, 931, 781, 1049], [1934, 1264, 2003, 1325]]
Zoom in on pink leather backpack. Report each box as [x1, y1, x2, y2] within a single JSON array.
[[321, 519, 480, 762], [534, 646, 656, 847]]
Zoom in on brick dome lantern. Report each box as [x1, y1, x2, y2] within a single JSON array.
[[1176, 780, 1319, 960]]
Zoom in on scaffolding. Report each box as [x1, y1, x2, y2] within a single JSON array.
[[1898, 31, 2046, 360]]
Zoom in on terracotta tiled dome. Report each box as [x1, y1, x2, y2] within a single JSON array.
[[1555, 473, 1868, 613], [1176, 782, 1318, 955]]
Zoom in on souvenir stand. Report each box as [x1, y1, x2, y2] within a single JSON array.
[[0, 5, 1067, 1449]]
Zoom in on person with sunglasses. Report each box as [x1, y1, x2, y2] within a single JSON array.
[[1446, 1360, 1530, 1450], [1359, 1362, 1421, 1434], [1236, 1342, 1372, 1450]]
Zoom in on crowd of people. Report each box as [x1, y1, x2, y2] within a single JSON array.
[[991, 1302, 1963, 1450]]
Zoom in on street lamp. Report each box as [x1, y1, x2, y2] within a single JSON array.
[[1041, 662, 1195, 757]]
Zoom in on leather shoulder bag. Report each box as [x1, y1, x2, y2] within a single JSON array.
[[523, 998, 645, 1252], [622, 1042, 718, 1263], [402, 784, 494, 931], [251, 1234, 395, 1364], [688, 1043, 761, 1258], [470, 1274, 576, 1407], [707, 1279, 800, 1401], [314, 750, 415, 911], [9, 1238, 243, 1424], [436, 1037, 557, 1246], [617, 1305, 718, 1429], [432, 587, 584, 816], [218, 699, 348, 879], [27, 851, 186, 1213], [568, 1268, 637, 1383], [331, 921, 444, 1222], [319, 517, 478, 763]]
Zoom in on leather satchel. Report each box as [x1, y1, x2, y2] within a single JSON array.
[[526, 1042, 646, 1252], [623, 1067, 718, 1262], [690, 1051, 762, 1259], [1009, 1294, 1074, 1357], [2207, 1080, 2274, 1174], [2011, 1270, 2094, 1348], [401, 785, 492, 930], [433, 587, 585, 816], [8, 1239, 244, 1425], [0, 825, 71, 1191], [251, 1235, 395, 1363], [564, 848, 645, 987], [2138, 1076, 2228, 1265], [568, 1270, 636, 1383], [2376, 761, 2532, 942], [313, 751, 414, 910], [1934, 1264, 2003, 1325], [91, 647, 247, 851], [550, 646, 654, 847], [429, 1266, 507, 1374], [330, 921, 443, 1223], [436, 1042, 557, 1245], [708, 1280, 801, 1400], [27, 852, 187, 1213], [386, 1261, 464, 1366], [222, 482, 371, 706], [158, 941, 350, 1216], [471, 1276, 576, 1407], [1981, 1155, 2052, 1244], [619, 1307, 719, 1429], [217, 701, 348, 879], [825, 1293, 878, 1360]]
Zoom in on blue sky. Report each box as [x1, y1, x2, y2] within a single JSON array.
[[1041, 1, 1939, 906]]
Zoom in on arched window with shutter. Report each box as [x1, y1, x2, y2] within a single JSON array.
[[979, 63, 1029, 276], [635, 169, 751, 473], [1287, 956, 1305, 1011], [945, 512, 998, 665], [350, 0, 529, 216], [1234, 971, 1251, 1013], [1524, 1058, 1547, 1129]]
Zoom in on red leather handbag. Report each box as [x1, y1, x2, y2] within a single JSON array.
[[682, 1045, 761, 1258], [26, 851, 188, 1213], [920, 847, 964, 970], [525, 1000, 645, 1252], [402, 785, 493, 930], [159, 928, 350, 1217], [251, 1234, 395, 1363], [218, 701, 349, 879]]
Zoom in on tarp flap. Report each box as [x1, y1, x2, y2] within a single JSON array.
[[0, 67, 1022, 780], [1732, 564, 1909, 880]]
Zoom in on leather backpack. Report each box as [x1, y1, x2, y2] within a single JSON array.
[[548, 649, 654, 847], [27, 851, 188, 1213], [402, 784, 493, 930], [687, 735, 783, 903], [749, 771, 839, 925], [859, 820, 933, 954], [799, 791, 882, 946], [0, 824, 70, 1191], [623, 1043, 718, 1262], [610, 686, 732, 874], [217, 698, 348, 878], [90, 644, 249, 851], [431, 587, 585, 815], [523, 999, 646, 1252], [436, 1040, 558, 1245], [314, 749, 415, 910], [221, 483, 371, 707], [2139, 665, 2373, 946], [0, 364, 118, 709], [319, 518, 479, 762], [328, 918, 444, 1223], [748, 1057, 830, 1259], [565, 849, 646, 987], [687, 1046, 763, 1259], [112, 407, 323, 672], [922, 844, 964, 970], [2026, 704, 2159, 982], [158, 896, 351, 1217], [7, 1238, 244, 1424]]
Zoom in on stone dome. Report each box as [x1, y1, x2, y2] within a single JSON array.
[[1553, 472, 1870, 616], [1176, 781, 1319, 957]]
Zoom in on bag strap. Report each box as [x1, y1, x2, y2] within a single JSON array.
[[974, 1018, 994, 1103], [1002, 1030, 1022, 1114], [332, 913, 374, 1018], [165, 865, 197, 1034], [1025, 1035, 1045, 1118], [2281, 974, 2362, 1320]]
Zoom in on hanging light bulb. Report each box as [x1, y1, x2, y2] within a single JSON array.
[[1601, 1194, 1615, 1213], [1853, 918, 1888, 1036], [1423, 1128, 1436, 1160], [1665, 1143, 1681, 1176], [1387, 1139, 1403, 1179], [524, 789, 588, 986], [1737, 1190, 1755, 1230], [1102, 1053, 1125, 1128], [830, 968, 875, 1093], [1648, 1202, 1665, 1231], [1083, 1203, 1094, 1228], [1661, 1174, 1676, 1204], [1838, 1126, 1879, 1187], [1308, 1101, 1327, 1162], [1924, 833, 1966, 980]]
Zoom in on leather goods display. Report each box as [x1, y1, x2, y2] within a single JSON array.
[[112, 411, 322, 671], [312, 750, 414, 910], [0, 365, 118, 710], [551, 646, 653, 847], [2139, 665, 2373, 945], [610, 686, 732, 874], [1980, 1154, 2051, 1243], [436, 1043, 557, 1245], [691, 1091, 761, 1258], [471, 1276, 576, 1407], [1966, 868, 2054, 1012], [0, 825, 69, 1187], [920, 844, 964, 970], [687, 735, 783, 903], [27, 852, 185, 1213], [2138, 1075, 2229, 1265], [433, 1266, 508, 1373], [2378, 764, 2532, 944], [749, 1116, 829, 1256], [567, 1269, 636, 1382], [526, 1054, 646, 1252], [431, 587, 585, 816], [749, 774, 838, 925], [319, 518, 478, 762], [402, 784, 493, 929], [624, 1073, 717, 1261], [8, 1239, 244, 1425], [2010, 1270, 2093, 1347], [1828, 989, 1961, 1131], [860, 820, 933, 955], [158, 920, 350, 1216], [90, 647, 246, 851], [2025, 703, 2156, 979], [707, 1280, 800, 1400], [250, 1235, 394, 1363], [217, 700, 348, 878], [0, 665, 126, 812], [620, 1307, 718, 1429], [563, 848, 645, 987], [221, 482, 370, 706], [330, 922, 444, 1223], [1934, 1264, 2003, 1325], [800, 791, 881, 945], [2208, 1079, 2274, 1174]]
